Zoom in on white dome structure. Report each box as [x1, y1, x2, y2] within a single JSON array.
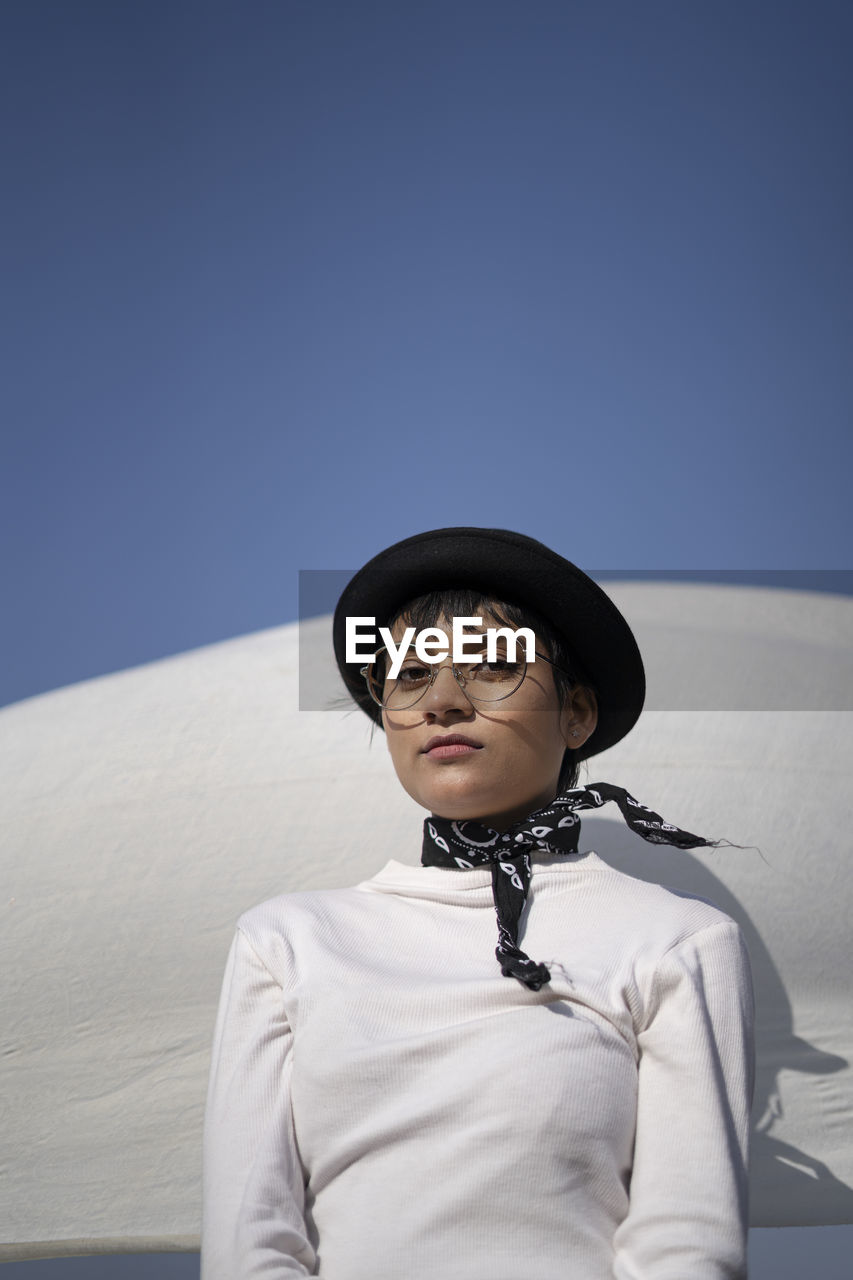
[[1, 582, 851, 1259]]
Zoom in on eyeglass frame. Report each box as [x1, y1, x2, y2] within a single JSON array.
[[359, 647, 577, 711]]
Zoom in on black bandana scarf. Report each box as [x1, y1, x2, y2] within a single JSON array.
[[421, 782, 721, 991]]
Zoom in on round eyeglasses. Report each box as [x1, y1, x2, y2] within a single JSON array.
[[360, 649, 572, 711]]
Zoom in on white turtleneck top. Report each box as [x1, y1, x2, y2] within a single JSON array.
[[201, 853, 754, 1279]]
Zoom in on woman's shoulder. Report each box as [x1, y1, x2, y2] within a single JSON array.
[[553, 859, 752, 1018], [572, 852, 745, 953], [232, 874, 385, 960], [237, 881, 357, 927]]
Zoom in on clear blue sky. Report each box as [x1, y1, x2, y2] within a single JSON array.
[[2, 0, 851, 712], [1, 1, 850, 1272]]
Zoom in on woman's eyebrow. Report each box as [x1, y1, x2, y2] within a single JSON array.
[[466, 635, 513, 655]]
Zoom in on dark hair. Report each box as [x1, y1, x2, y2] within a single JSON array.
[[387, 588, 597, 793]]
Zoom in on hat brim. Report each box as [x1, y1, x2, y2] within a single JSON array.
[[332, 527, 645, 760]]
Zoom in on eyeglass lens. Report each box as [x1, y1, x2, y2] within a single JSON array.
[[367, 655, 526, 709]]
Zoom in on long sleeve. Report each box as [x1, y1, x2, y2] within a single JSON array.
[[613, 920, 755, 1280], [201, 927, 317, 1279]]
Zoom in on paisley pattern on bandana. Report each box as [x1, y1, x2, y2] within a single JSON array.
[[422, 783, 718, 991]]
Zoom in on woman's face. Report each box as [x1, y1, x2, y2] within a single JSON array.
[[381, 612, 597, 830]]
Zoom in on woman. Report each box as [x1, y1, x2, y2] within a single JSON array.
[[202, 527, 755, 1279]]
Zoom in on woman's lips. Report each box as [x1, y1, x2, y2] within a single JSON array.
[[422, 735, 483, 759]]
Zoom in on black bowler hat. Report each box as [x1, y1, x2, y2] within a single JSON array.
[[332, 527, 645, 760]]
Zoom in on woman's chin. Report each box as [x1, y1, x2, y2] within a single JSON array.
[[417, 785, 499, 823], [420, 789, 537, 829]]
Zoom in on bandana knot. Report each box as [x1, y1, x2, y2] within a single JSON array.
[[421, 783, 718, 990]]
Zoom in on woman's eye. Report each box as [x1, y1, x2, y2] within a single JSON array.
[[469, 658, 520, 677], [396, 664, 431, 685]]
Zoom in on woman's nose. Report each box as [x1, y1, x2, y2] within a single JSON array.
[[420, 663, 474, 716]]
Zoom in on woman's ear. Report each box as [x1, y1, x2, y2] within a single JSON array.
[[561, 685, 598, 750]]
